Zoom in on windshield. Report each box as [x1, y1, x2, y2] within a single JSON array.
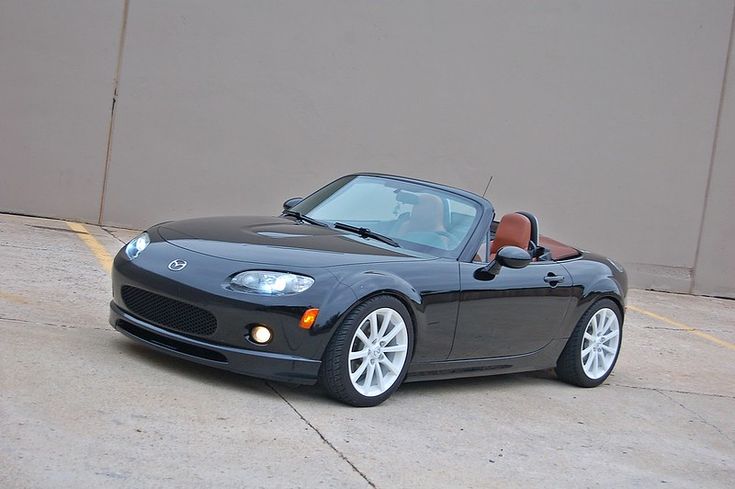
[[291, 175, 481, 257]]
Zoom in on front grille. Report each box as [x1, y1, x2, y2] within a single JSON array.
[[121, 286, 217, 336]]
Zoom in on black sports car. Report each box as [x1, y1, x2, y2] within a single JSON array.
[[110, 173, 626, 406]]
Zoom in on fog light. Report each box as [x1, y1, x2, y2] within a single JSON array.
[[250, 325, 272, 344]]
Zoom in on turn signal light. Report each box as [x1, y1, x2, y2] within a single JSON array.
[[299, 308, 319, 329]]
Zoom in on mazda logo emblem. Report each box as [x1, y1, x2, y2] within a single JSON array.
[[168, 259, 187, 271]]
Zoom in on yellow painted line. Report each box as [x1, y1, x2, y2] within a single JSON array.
[[65, 221, 113, 274], [0, 290, 30, 304], [627, 304, 735, 351]]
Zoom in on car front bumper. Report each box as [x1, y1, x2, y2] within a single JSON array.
[[110, 301, 322, 384]]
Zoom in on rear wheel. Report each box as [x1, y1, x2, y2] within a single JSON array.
[[319, 296, 413, 407], [556, 299, 622, 387]]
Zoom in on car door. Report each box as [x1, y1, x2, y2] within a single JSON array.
[[449, 260, 574, 359]]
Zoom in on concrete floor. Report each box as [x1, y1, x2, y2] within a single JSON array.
[[1, 213, 733, 488]]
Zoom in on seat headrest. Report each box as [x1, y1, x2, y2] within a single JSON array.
[[407, 194, 444, 231], [490, 213, 532, 255]]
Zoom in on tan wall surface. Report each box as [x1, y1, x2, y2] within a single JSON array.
[[695, 11, 735, 298], [0, 0, 123, 222], [1, 1, 734, 297]]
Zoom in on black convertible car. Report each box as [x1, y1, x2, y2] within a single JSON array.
[[110, 173, 626, 406]]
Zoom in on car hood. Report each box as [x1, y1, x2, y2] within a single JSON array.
[[157, 216, 436, 267]]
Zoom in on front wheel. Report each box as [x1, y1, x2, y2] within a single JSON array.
[[319, 296, 413, 407], [556, 299, 623, 387]]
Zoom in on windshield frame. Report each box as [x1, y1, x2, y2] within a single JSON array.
[[290, 173, 492, 260]]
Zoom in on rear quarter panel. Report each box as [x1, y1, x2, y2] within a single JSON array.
[[558, 252, 628, 339]]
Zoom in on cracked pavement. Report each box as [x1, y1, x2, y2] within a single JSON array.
[[1, 213, 733, 488]]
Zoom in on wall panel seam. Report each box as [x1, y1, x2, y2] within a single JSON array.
[[98, 0, 130, 225], [691, 0, 735, 293]]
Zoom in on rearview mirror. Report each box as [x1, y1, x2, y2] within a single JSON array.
[[475, 245, 532, 280], [283, 197, 303, 210]]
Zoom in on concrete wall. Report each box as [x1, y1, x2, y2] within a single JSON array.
[[694, 14, 735, 298], [2, 1, 734, 298], [0, 0, 123, 222]]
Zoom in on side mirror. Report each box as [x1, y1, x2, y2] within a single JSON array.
[[496, 245, 532, 269], [474, 245, 532, 280], [283, 197, 303, 210]]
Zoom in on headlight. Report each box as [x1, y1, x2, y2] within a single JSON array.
[[230, 271, 314, 295], [125, 232, 150, 260]]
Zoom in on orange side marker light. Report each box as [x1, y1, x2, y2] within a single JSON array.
[[299, 308, 319, 329]]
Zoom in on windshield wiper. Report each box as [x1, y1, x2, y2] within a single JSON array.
[[282, 209, 327, 227], [333, 222, 400, 248]]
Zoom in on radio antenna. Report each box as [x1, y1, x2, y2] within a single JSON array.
[[481, 175, 494, 198]]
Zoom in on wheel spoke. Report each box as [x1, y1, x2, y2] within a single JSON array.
[[350, 359, 368, 382], [382, 344, 407, 353], [375, 362, 385, 391], [363, 362, 375, 390], [378, 310, 392, 338], [597, 351, 605, 372], [355, 328, 370, 346], [601, 350, 611, 365], [349, 349, 368, 360], [382, 322, 403, 344], [606, 314, 616, 334], [602, 330, 618, 343], [584, 350, 595, 370], [591, 351, 599, 374], [380, 357, 399, 375], [590, 315, 598, 335], [601, 344, 616, 354], [368, 312, 378, 340], [583, 332, 594, 341], [582, 345, 593, 358]]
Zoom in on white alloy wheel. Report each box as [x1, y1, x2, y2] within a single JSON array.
[[348, 307, 409, 397], [580, 307, 620, 379]]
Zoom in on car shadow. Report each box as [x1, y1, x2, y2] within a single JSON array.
[[114, 336, 561, 405], [113, 337, 273, 396]]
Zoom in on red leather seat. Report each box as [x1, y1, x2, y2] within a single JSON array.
[[489, 213, 531, 260], [475, 213, 532, 262]]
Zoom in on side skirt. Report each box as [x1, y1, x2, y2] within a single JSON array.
[[404, 339, 568, 383]]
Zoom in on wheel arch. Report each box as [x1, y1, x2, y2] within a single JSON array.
[[352, 289, 419, 339], [321, 271, 424, 359], [585, 276, 626, 319], [600, 293, 625, 323], [560, 275, 627, 340], [317, 285, 418, 406]]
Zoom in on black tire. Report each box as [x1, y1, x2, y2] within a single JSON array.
[[556, 298, 623, 388], [319, 295, 413, 407]]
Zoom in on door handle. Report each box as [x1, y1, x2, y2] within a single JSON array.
[[544, 274, 565, 284]]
